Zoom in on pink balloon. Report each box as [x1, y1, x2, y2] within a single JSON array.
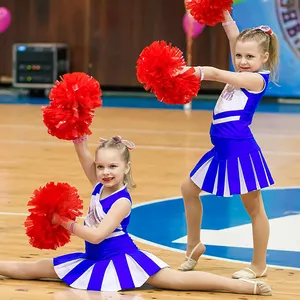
[[0, 7, 11, 33], [183, 12, 205, 38]]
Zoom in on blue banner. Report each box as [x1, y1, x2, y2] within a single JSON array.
[[232, 0, 300, 97]]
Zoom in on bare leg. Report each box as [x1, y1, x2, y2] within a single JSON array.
[[147, 268, 271, 295], [181, 177, 206, 260], [240, 190, 269, 275], [0, 258, 59, 280]]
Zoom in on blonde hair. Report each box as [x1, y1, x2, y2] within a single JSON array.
[[95, 137, 136, 190], [237, 28, 280, 83]]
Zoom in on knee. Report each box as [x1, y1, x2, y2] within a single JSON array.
[[241, 191, 266, 218], [181, 178, 200, 200], [244, 202, 265, 218], [245, 207, 257, 218]]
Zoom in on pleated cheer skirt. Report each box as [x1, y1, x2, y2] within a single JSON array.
[[53, 248, 169, 291], [190, 137, 274, 197]]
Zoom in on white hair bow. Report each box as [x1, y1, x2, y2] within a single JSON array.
[[254, 25, 273, 35]]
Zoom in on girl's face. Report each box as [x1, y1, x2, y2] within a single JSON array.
[[235, 40, 269, 73], [95, 148, 130, 190]]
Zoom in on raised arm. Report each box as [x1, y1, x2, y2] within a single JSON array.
[[57, 198, 131, 244], [73, 136, 97, 186], [222, 10, 240, 71]]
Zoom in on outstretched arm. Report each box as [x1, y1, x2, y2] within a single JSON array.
[[56, 198, 131, 244], [222, 10, 240, 71], [73, 136, 98, 186], [181, 66, 265, 91], [195, 66, 265, 91]]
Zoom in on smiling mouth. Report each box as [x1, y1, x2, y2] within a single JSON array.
[[103, 177, 114, 182]]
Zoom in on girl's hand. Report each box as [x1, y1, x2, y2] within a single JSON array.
[[51, 212, 62, 225], [223, 10, 231, 20]]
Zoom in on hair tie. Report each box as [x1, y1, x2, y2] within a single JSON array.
[[99, 137, 107, 143], [254, 25, 273, 35], [99, 136, 135, 150], [112, 135, 122, 142]]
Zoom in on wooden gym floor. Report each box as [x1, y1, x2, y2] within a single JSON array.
[[0, 103, 299, 300]]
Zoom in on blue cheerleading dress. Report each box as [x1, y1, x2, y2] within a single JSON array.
[[190, 71, 274, 197], [53, 183, 169, 291]]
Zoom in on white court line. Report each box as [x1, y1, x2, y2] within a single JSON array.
[[1, 139, 300, 156], [0, 211, 85, 220], [131, 185, 300, 207], [1, 124, 300, 139], [0, 212, 28, 216]]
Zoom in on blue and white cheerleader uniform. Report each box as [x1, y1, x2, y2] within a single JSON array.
[[53, 183, 169, 291], [190, 71, 274, 197]]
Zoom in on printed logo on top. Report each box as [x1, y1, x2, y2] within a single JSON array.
[[276, 0, 300, 57]]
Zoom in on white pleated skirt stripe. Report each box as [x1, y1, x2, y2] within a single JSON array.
[[190, 147, 274, 197]]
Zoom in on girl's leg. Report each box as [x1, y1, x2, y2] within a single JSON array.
[[179, 177, 206, 269], [0, 258, 59, 280], [234, 190, 269, 277], [147, 268, 271, 295]]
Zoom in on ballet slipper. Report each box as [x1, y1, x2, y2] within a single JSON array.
[[232, 267, 268, 279], [239, 278, 272, 296], [178, 242, 205, 271]]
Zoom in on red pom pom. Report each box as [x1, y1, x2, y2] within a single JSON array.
[[136, 41, 200, 105], [136, 41, 185, 92], [42, 72, 102, 140], [154, 67, 200, 105], [24, 182, 84, 250], [185, 0, 233, 26]]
